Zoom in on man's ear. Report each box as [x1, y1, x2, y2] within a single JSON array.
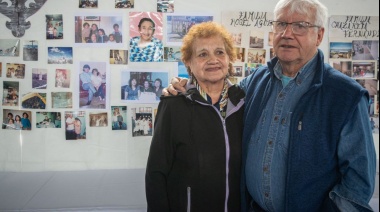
[[316, 27, 325, 47]]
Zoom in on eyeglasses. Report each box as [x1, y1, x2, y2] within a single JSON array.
[[270, 21, 320, 35]]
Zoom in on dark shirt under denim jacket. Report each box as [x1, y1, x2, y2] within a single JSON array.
[[240, 49, 376, 212]]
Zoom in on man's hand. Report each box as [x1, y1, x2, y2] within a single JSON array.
[[162, 77, 188, 96]]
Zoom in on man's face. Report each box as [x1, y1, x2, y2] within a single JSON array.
[[273, 9, 324, 69], [84, 67, 90, 72]]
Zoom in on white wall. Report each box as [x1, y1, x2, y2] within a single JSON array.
[[0, 0, 378, 172]]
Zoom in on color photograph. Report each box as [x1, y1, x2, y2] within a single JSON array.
[[329, 42, 353, 59], [115, 0, 134, 8], [89, 112, 108, 127], [23, 40, 38, 61], [2, 109, 32, 130], [51, 92, 73, 109], [36, 112, 62, 128], [110, 49, 128, 64], [32, 68, 47, 89], [46, 14, 63, 39], [111, 106, 127, 130], [65, 111, 86, 140], [0, 39, 20, 56], [131, 107, 153, 137], [55, 69, 70, 88], [2, 81, 19, 106], [21, 93, 47, 109], [48, 47, 73, 64], [5, 63, 25, 79]]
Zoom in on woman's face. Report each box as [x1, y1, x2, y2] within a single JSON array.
[[109, 35, 114, 41], [186, 36, 230, 87], [131, 79, 137, 85], [154, 80, 161, 87], [91, 24, 97, 30], [91, 34, 97, 41], [144, 81, 150, 88], [139, 21, 154, 42]]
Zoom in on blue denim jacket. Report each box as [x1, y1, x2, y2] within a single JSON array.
[[240, 49, 376, 212]]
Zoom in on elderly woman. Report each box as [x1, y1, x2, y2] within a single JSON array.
[[129, 17, 163, 62], [145, 22, 245, 211]]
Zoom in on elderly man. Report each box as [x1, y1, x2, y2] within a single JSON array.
[[166, 0, 376, 211]]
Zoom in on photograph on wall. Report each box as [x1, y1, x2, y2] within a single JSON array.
[[74, 14, 123, 44], [329, 42, 353, 59], [89, 112, 108, 127], [166, 14, 213, 45], [121, 70, 169, 103], [55, 69, 70, 88], [247, 49, 266, 64], [352, 40, 379, 60], [23, 40, 38, 61], [21, 93, 46, 109], [2, 109, 32, 130], [2, 81, 19, 106], [330, 61, 353, 77], [78, 61, 109, 109], [352, 61, 377, 79], [111, 106, 127, 130], [231, 32, 243, 47], [79, 0, 98, 8], [157, 0, 174, 13], [268, 32, 274, 46], [245, 63, 262, 77], [36, 112, 62, 128], [0, 62, 2, 77], [65, 111, 86, 140], [249, 30, 265, 48], [48, 47, 73, 64], [356, 79, 378, 98], [234, 47, 246, 63], [0, 39, 20, 56], [46, 14, 63, 39], [110, 49, 128, 64], [233, 65, 243, 77], [164, 46, 181, 62], [131, 107, 153, 137], [269, 48, 275, 60], [129, 12, 164, 62], [51, 92, 73, 108], [115, 0, 134, 8], [5, 63, 25, 79], [32, 68, 47, 89]]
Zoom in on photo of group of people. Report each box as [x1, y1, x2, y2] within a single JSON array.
[[111, 106, 127, 130], [75, 16, 123, 44], [65, 111, 86, 140], [79, 0, 98, 8], [131, 107, 153, 137], [36, 112, 62, 128], [21, 93, 46, 109], [2, 109, 32, 130], [163, 46, 181, 62], [2, 81, 19, 106], [115, 0, 134, 8], [5, 63, 25, 79], [89, 112, 108, 127], [121, 70, 168, 103], [46, 15, 63, 39]]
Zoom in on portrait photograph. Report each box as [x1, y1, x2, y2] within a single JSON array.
[[110, 49, 128, 65], [65, 111, 86, 140], [48, 47, 73, 64], [89, 112, 108, 127], [249, 30, 265, 48], [78, 61, 109, 109], [55, 69, 71, 88], [2, 81, 19, 107], [131, 107, 153, 137], [32, 68, 47, 89], [352, 61, 377, 79], [111, 106, 127, 130], [79, 0, 98, 8], [129, 12, 164, 62], [329, 42, 353, 59], [231, 32, 243, 47], [21, 93, 46, 109], [6, 63, 25, 79], [247, 49, 266, 65], [352, 40, 379, 61], [166, 14, 213, 45], [23, 40, 38, 61], [74, 14, 123, 45], [115, 0, 134, 8], [234, 47, 246, 63], [51, 92, 73, 109], [164, 46, 182, 62], [121, 70, 169, 103], [0, 39, 20, 57], [46, 14, 63, 39], [36, 112, 62, 128], [157, 0, 174, 13], [2, 109, 32, 130]]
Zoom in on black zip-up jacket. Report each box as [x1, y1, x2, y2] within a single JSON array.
[[146, 84, 245, 212]]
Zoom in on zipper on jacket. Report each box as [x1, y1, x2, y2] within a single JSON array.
[[298, 113, 304, 131], [187, 187, 191, 212]]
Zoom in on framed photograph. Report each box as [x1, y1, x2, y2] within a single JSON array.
[[36, 112, 62, 128], [74, 14, 123, 45], [78, 61, 109, 109], [166, 14, 213, 45], [0, 39, 20, 57], [111, 106, 127, 130], [46, 14, 63, 39], [51, 92, 73, 109], [2, 109, 32, 130], [121, 69, 169, 103], [48, 47, 73, 64], [89, 112, 108, 127], [2, 81, 19, 106], [21, 93, 46, 109], [55, 69, 71, 88], [23, 40, 38, 61], [65, 111, 86, 140], [6, 63, 25, 79], [32, 68, 47, 89], [131, 107, 153, 137]]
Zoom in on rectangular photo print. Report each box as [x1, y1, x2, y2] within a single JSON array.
[[2, 109, 32, 130], [46, 14, 63, 39], [247, 49, 266, 65], [329, 42, 353, 59], [121, 70, 169, 103], [157, 0, 174, 13], [111, 106, 127, 130], [36, 112, 62, 128], [131, 107, 153, 137], [21, 93, 46, 109], [32, 68, 47, 89], [89, 112, 108, 127], [352, 61, 377, 79], [51, 92, 73, 109], [65, 111, 86, 140], [115, 0, 134, 8], [23, 40, 38, 61], [352, 40, 379, 60], [6, 63, 25, 79], [110, 49, 128, 64], [164, 46, 181, 62], [0, 39, 20, 56], [78, 62, 109, 109], [330, 61, 353, 77], [79, 0, 98, 8], [55, 69, 70, 88], [2, 81, 19, 106], [74, 14, 123, 44], [48, 47, 73, 64]]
